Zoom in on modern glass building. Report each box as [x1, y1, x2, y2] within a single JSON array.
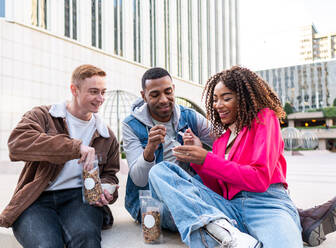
[[0, 0, 239, 160], [3, 0, 239, 84], [256, 59, 336, 111]]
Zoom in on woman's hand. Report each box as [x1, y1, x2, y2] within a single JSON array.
[[182, 128, 202, 147], [173, 145, 208, 165]]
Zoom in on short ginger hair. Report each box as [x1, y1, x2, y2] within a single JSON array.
[[71, 64, 106, 87]]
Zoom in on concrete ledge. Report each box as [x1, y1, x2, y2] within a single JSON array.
[[0, 228, 20, 248]]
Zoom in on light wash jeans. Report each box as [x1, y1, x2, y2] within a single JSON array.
[[12, 188, 104, 248], [148, 161, 303, 248]]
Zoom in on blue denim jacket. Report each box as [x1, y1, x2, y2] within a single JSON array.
[[124, 105, 200, 221]]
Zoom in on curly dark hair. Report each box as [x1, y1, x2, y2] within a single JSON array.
[[202, 66, 286, 136]]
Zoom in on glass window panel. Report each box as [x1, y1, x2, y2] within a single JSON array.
[[72, 0, 77, 40], [119, 0, 123, 56], [0, 0, 5, 17], [92, 0, 96, 47], [64, 0, 70, 37], [98, 0, 102, 48], [114, 0, 118, 54]]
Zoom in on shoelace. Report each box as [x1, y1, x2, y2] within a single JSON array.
[[220, 233, 237, 248]]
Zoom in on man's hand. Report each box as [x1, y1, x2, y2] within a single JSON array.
[[79, 144, 96, 170], [94, 187, 119, 207], [182, 128, 202, 147], [173, 145, 208, 165], [143, 125, 166, 162]]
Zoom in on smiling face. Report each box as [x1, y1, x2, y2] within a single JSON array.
[[70, 75, 106, 120], [141, 75, 175, 122], [213, 81, 238, 126]]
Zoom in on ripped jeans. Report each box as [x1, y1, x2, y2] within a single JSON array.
[[148, 162, 303, 248]]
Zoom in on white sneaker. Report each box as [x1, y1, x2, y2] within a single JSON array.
[[205, 218, 263, 248]]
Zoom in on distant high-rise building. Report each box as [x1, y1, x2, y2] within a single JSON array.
[[258, 25, 336, 112], [256, 59, 336, 112], [300, 24, 336, 62]]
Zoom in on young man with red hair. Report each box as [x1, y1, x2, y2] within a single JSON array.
[[0, 64, 120, 248]]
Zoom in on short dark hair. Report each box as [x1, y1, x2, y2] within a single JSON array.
[[141, 67, 172, 90]]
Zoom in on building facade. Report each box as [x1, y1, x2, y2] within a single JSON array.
[[0, 0, 239, 161], [256, 59, 336, 112], [300, 24, 336, 62], [3, 0, 239, 84]]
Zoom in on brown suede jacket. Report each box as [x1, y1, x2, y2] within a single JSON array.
[[0, 103, 120, 228]]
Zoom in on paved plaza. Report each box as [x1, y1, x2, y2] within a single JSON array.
[[0, 150, 335, 247]]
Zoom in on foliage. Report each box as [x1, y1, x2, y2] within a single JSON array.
[[120, 140, 126, 159], [284, 102, 294, 115], [333, 98, 336, 107], [304, 106, 336, 118], [296, 125, 336, 129], [322, 107, 336, 118], [307, 108, 322, 112]]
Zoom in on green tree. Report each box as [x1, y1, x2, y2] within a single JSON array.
[[322, 106, 336, 118], [333, 98, 336, 107], [284, 102, 294, 116]]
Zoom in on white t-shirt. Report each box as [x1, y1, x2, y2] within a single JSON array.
[[225, 123, 237, 160], [46, 111, 96, 191]]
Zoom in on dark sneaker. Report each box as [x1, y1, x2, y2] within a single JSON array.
[[299, 197, 336, 246]]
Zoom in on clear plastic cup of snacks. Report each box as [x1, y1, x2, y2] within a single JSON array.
[[82, 158, 103, 204], [140, 196, 163, 244]]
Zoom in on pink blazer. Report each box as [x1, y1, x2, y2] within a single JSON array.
[[191, 108, 287, 200]]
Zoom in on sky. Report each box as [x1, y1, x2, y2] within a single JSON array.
[[239, 0, 336, 71]]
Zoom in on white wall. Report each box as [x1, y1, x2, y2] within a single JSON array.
[[0, 0, 240, 160], [4, 0, 238, 84], [0, 19, 204, 161]]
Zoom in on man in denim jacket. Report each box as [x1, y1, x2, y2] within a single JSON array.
[[122, 67, 213, 228]]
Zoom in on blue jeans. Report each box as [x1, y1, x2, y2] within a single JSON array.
[[159, 201, 179, 232], [148, 162, 303, 248], [12, 188, 104, 248]]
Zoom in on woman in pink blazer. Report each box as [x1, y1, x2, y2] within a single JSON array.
[[148, 66, 302, 248]]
